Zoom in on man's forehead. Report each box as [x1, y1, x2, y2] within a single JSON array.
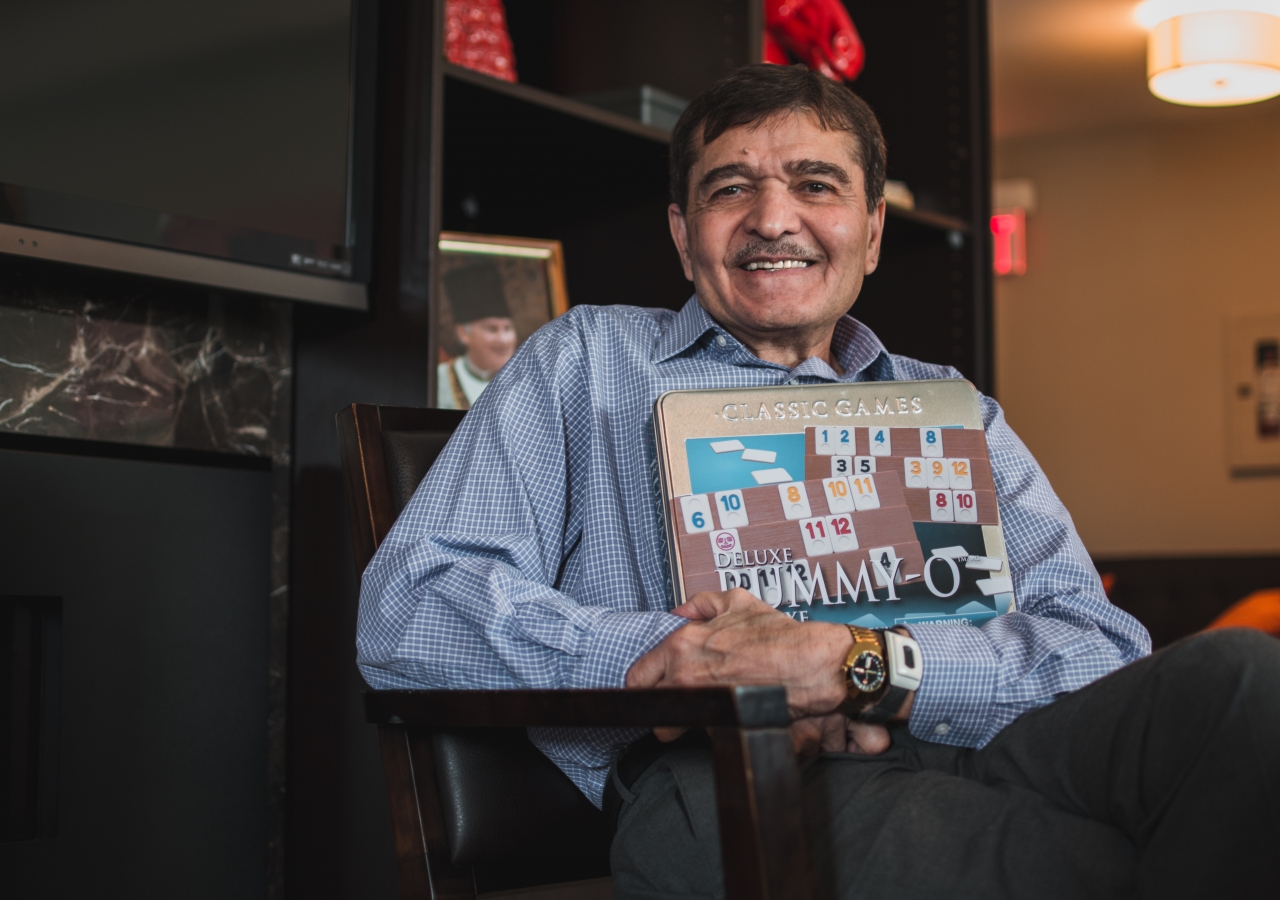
[[692, 111, 861, 171]]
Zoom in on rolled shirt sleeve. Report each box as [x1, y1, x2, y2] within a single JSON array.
[[904, 392, 1152, 747], [357, 313, 685, 696]]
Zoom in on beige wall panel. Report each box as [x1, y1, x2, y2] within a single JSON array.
[[995, 116, 1280, 556]]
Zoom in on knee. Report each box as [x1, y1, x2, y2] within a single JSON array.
[[1167, 628, 1280, 707]]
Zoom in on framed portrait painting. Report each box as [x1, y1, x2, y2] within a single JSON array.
[[433, 232, 569, 410]]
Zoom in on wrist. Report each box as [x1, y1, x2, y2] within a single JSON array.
[[811, 622, 855, 712], [851, 628, 921, 723]]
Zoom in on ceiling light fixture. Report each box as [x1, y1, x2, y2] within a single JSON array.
[[1135, 0, 1280, 105]]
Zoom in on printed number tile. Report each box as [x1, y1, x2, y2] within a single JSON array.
[[919, 427, 944, 458], [713, 490, 750, 529], [708, 529, 741, 562], [777, 481, 813, 520], [832, 427, 856, 455], [755, 565, 784, 607], [822, 477, 856, 513], [733, 568, 763, 600], [720, 568, 763, 600], [867, 546, 900, 588], [849, 475, 881, 511], [679, 494, 713, 534], [953, 490, 978, 523], [825, 514, 859, 553], [903, 458, 928, 489], [830, 455, 853, 478], [781, 560, 813, 605], [719, 569, 743, 591], [930, 489, 955, 522], [868, 428, 892, 457], [813, 427, 837, 455], [853, 456, 877, 475], [926, 458, 949, 489], [798, 517, 835, 556], [947, 458, 973, 491]]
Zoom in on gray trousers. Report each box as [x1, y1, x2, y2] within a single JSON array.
[[610, 629, 1280, 899]]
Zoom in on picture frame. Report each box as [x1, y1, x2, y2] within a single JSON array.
[[433, 231, 569, 410], [1225, 313, 1280, 475]]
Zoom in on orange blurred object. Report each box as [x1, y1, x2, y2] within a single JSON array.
[[764, 0, 865, 82], [1204, 589, 1280, 639], [444, 0, 518, 83]]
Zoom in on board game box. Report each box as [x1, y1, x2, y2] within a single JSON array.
[[653, 380, 1015, 629]]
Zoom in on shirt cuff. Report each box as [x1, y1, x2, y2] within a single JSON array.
[[904, 622, 1000, 747], [564, 609, 688, 689]]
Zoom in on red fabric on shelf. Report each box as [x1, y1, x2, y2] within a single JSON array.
[[444, 0, 518, 83], [763, 30, 791, 66], [764, 0, 864, 82]]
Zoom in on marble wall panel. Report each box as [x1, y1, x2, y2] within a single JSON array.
[[0, 259, 291, 461]]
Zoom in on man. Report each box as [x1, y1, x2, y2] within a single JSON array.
[[436, 260, 518, 410], [360, 65, 1278, 897]]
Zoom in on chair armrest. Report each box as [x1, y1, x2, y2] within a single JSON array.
[[364, 686, 789, 729], [370, 685, 812, 900]]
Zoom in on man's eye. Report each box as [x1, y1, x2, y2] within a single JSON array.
[[715, 185, 744, 197], [803, 182, 831, 193]]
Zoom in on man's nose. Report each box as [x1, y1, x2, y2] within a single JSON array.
[[743, 182, 802, 241]]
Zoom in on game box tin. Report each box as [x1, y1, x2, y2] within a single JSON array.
[[653, 380, 1016, 629]]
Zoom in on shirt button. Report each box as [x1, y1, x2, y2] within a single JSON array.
[[716, 335, 727, 347], [934, 723, 950, 736]]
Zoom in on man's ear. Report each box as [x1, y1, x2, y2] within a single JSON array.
[[667, 203, 695, 282], [863, 198, 887, 276]]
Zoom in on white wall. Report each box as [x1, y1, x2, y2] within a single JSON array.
[[995, 114, 1280, 557]]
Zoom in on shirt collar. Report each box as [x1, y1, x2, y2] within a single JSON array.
[[653, 295, 896, 382]]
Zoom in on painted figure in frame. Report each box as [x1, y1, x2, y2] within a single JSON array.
[[436, 260, 517, 410]]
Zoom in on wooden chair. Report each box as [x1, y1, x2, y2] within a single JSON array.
[[336, 403, 812, 899]]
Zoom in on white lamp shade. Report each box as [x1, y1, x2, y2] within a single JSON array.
[[1148, 10, 1280, 105]]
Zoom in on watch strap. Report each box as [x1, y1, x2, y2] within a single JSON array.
[[856, 683, 909, 723]]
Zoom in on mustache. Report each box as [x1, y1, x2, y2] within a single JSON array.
[[729, 239, 821, 268]]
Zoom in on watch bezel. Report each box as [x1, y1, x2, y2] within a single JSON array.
[[848, 650, 886, 693]]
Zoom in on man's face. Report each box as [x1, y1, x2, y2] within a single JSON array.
[[668, 112, 885, 345], [456, 317, 517, 375]]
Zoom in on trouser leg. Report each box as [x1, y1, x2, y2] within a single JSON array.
[[970, 628, 1280, 898], [804, 734, 1135, 900], [611, 629, 1280, 900], [611, 734, 1133, 899]]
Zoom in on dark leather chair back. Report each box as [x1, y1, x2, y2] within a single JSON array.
[[336, 404, 610, 895]]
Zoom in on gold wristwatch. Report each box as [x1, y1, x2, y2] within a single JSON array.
[[840, 626, 888, 715]]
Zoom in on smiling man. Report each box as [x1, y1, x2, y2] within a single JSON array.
[[358, 65, 1279, 898]]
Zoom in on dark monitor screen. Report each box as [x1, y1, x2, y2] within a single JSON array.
[[0, 0, 369, 307]]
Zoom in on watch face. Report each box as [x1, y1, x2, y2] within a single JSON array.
[[850, 651, 886, 693]]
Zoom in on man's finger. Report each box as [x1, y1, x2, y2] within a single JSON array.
[[847, 720, 892, 755], [653, 726, 689, 743], [625, 644, 669, 688], [680, 588, 759, 621], [819, 713, 848, 753]]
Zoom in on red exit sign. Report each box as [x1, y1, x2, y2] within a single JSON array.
[[991, 208, 1026, 276]]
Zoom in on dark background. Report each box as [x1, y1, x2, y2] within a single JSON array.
[[0, 447, 271, 896]]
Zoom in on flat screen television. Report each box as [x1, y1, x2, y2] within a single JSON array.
[[0, 0, 374, 310]]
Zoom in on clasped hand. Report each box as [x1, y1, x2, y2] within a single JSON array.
[[625, 589, 892, 756]]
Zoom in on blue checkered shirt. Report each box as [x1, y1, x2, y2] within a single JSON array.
[[357, 297, 1151, 807]]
